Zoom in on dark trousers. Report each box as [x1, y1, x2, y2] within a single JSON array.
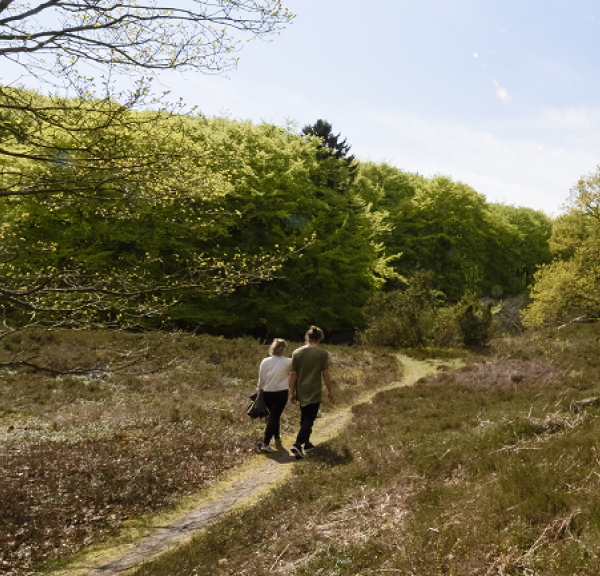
[[295, 402, 320, 448], [263, 390, 288, 445]]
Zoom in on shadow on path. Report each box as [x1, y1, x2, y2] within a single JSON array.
[[306, 445, 353, 468], [57, 354, 441, 576]]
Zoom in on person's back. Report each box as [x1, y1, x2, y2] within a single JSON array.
[[259, 354, 291, 392], [257, 339, 291, 453], [288, 326, 333, 459], [291, 346, 329, 406]]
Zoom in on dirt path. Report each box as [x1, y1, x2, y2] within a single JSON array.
[[56, 355, 443, 576]]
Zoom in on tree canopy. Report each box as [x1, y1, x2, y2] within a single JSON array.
[[157, 117, 394, 337], [0, 1, 295, 340], [0, 3, 557, 345], [523, 168, 600, 327], [1, 108, 397, 338], [354, 161, 553, 301]]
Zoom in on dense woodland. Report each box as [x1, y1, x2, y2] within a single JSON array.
[[1, 88, 567, 345], [1, 1, 599, 349]]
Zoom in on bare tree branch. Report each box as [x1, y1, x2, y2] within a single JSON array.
[[0, 1, 298, 370], [0, 1, 293, 77]]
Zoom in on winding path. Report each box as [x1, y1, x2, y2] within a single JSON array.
[[56, 355, 441, 576]]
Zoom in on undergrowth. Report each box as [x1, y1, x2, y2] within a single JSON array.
[[132, 322, 600, 576], [0, 330, 398, 575]]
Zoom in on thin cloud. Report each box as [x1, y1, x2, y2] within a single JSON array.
[[347, 107, 599, 215]]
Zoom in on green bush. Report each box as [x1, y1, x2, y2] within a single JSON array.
[[360, 271, 443, 347], [455, 295, 494, 347], [429, 305, 462, 347], [361, 275, 503, 349]]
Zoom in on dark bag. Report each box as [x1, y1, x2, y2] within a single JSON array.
[[247, 390, 270, 419]]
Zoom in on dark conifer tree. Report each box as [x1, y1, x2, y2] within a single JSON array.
[[301, 119, 358, 185]]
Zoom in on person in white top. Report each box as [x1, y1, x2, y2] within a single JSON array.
[[257, 338, 291, 453]]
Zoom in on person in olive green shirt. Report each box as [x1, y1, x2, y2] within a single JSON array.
[[288, 326, 334, 459]]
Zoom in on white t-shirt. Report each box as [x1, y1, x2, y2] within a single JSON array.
[[258, 355, 291, 392]]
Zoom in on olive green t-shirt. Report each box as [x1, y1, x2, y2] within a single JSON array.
[[290, 345, 329, 407]]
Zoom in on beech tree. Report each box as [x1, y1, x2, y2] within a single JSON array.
[[354, 162, 552, 300], [163, 117, 395, 337], [1, 0, 293, 202], [0, 1, 294, 347], [1, 1, 292, 80], [523, 169, 600, 327], [485, 203, 552, 296]]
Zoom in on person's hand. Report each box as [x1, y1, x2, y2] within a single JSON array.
[[289, 391, 296, 404], [328, 391, 334, 403]]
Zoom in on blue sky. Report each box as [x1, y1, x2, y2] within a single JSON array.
[[157, 0, 600, 216], [3, 1, 599, 215]]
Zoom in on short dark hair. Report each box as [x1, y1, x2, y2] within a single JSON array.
[[305, 325, 324, 343]]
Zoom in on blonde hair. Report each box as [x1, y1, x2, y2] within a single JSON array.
[[305, 325, 324, 344], [269, 338, 287, 356]]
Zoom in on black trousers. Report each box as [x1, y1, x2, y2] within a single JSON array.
[[263, 389, 288, 445], [295, 402, 320, 448]]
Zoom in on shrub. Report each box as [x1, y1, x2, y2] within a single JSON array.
[[360, 271, 442, 347], [429, 305, 462, 347], [455, 295, 494, 348]]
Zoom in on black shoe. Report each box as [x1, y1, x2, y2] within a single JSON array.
[[291, 445, 304, 459], [304, 442, 315, 451]]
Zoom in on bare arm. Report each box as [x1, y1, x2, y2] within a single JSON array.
[[288, 371, 297, 404], [322, 369, 333, 402], [257, 360, 265, 391]]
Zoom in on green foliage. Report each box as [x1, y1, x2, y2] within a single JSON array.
[[494, 204, 553, 289], [1, 0, 561, 349], [1, 88, 553, 342], [2, 103, 395, 337], [166, 117, 393, 337], [524, 168, 600, 327], [360, 271, 444, 347], [354, 162, 553, 301], [361, 278, 499, 349], [523, 241, 600, 327], [1, 1, 295, 340], [455, 294, 494, 348], [1, 94, 290, 330]]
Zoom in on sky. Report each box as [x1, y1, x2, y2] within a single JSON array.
[[4, 1, 600, 216], [154, 0, 600, 217]]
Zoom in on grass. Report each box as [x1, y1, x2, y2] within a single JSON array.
[[0, 329, 399, 575], [128, 322, 600, 576]]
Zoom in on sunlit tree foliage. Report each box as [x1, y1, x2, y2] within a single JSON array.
[[354, 161, 552, 301], [523, 168, 600, 326], [0, 1, 294, 341], [167, 118, 395, 337]]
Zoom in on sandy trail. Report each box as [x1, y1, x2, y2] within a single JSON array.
[[57, 355, 439, 576]]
